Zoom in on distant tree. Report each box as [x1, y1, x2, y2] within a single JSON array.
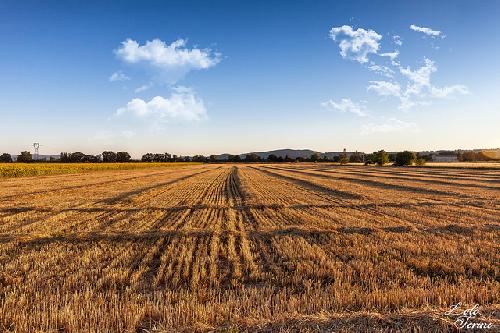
[[0, 153, 12, 163], [245, 153, 260, 162], [227, 155, 241, 162], [339, 154, 349, 165], [116, 152, 131, 162], [60, 152, 70, 163], [284, 155, 293, 162], [209, 155, 217, 162], [17, 151, 33, 163], [69, 152, 85, 163], [192, 155, 207, 162], [332, 155, 341, 163], [102, 151, 117, 163], [267, 154, 279, 162], [141, 153, 154, 162], [364, 153, 374, 165], [458, 151, 491, 162], [415, 158, 426, 166], [372, 150, 389, 166], [309, 153, 320, 162], [349, 152, 363, 163], [395, 151, 417, 166], [152, 153, 166, 162], [417, 153, 433, 162], [81, 154, 100, 163]]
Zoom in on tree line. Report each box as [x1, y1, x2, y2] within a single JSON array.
[[1, 149, 496, 165]]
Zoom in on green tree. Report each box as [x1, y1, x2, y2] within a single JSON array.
[[69, 152, 85, 163], [102, 151, 117, 163], [373, 150, 389, 166], [116, 152, 131, 162], [267, 154, 279, 162], [395, 151, 417, 166], [245, 153, 260, 162], [415, 158, 426, 166], [141, 153, 154, 162], [0, 153, 12, 162], [227, 155, 241, 162], [309, 153, 321, 162], [17, 151, 32, 163], [192, 155, 207, 162]]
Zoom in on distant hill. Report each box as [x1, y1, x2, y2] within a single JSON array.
[[249, 149, 319, 159], [216, 149, 330, 160]]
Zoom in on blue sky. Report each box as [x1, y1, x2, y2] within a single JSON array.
[[1, 0, 499, 157]]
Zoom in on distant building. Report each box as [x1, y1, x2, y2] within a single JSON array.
[[432, 155, 458, 162], [11, 154, 60, 162]]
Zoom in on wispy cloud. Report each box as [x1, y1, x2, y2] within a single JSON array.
[[410, 24, 445, 38], [109, 70, 130, 82], [393, 35, 402, 46], [361, 118, 419, 135], [367, 58, 468, 110], [380, 50, 399, 61], [321, 98, 367, 117], [430, 84, 470, 98], [367, 81, 401, 97], [134, 83, 153, 93], [367, 64, 394, 78], [115, 86, 207, 122], [329, 25, 382, 63]]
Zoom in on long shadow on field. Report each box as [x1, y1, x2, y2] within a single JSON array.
[[2, 198, 497, 216], [101, 169, 212, 204], [314, 168, 500, 190], [266, 166, 463, 197], [253, 166, 363, 200]]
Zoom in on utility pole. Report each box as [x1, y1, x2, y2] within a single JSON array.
[[33, 142, 40, 161]]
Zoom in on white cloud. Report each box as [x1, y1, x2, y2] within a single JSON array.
[[327, 26, 467, 113], [367, 64, 394, 78], [321, 98, 367, 117], [109, 70, 130, 82], [134, 83, 152, 93], [367, 81, 401, 97], [361, 118, 419, 135], [393, 35, 402, 46], [116, 86, 207, 122], [329, 25, 382, 63], [380, 50, 399, 61], [410, 24, 444, 38], [430, 84, 470, 98], [115, 38, 221, 74], [400, 58, 436, 89]]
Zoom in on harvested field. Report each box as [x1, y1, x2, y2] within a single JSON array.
[[0, 163, 498, 332]]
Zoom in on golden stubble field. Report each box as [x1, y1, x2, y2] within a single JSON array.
[[0, 163, 498, 332]]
